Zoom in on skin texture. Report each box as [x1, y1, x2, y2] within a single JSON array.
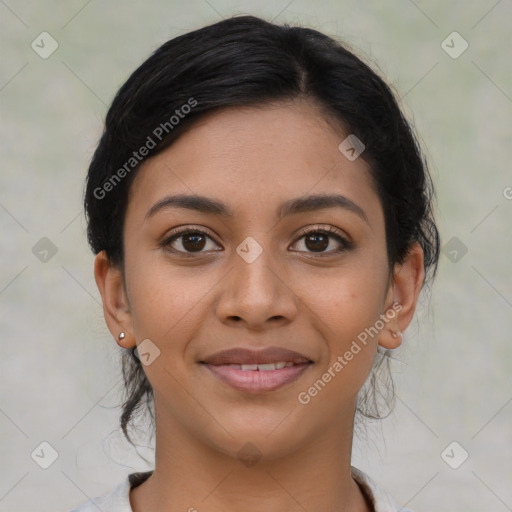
[[94, 99, 425, 512]]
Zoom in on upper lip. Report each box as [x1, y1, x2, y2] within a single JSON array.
[[201, 346, 312, 365]]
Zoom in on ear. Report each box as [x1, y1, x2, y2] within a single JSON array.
[[379, 242, 425, 349], [94, 251, 135, 349]]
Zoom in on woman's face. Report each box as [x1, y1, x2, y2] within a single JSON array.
[[106, 100, 408, 459]]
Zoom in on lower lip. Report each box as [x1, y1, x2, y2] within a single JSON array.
[[203, 363, 312, 393]]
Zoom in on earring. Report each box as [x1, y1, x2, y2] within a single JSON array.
[[391, 330, 402, 339], [118, 332, 126, 340]]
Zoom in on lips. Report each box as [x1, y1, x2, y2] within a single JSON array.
[[201, 346, 312, 366], [200, 346, 313, 393]]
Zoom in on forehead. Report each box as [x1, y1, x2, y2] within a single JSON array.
[[127, 100, 383, 227]]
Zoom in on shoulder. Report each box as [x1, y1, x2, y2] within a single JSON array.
[[351, 467, 414, 512], [69, 471, 153, 512], [71, 469, 410, 511]]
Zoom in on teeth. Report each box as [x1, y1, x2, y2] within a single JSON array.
[[241, 364, 258, 371], [239, 361, 294, 371], [257, 363, 277, 371]]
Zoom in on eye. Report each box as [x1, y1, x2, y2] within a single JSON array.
[[162, 227, 221, 255], [161, 224, 352, 257], [290, 225, 352, 256]]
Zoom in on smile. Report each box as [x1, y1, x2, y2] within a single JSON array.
[[226, 361, 296, 371], [201, 346, 313, 393]]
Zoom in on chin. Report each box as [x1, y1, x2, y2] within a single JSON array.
[[198, 409, 312, 462]]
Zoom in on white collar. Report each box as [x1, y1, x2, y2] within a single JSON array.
[[71, 467, 413, 512]]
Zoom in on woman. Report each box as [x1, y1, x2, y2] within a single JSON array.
[[72, 14, 440, 512]]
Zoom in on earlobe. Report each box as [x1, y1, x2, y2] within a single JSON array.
[[94, 251, 135, 348], [379, 320, 403, 350]]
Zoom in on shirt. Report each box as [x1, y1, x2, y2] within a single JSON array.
[[70, 467, 413, 512]]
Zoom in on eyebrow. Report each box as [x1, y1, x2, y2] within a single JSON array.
[[145, 193, 369, 224]]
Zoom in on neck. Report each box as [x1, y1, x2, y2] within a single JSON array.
[[130, 401, 371, 512]]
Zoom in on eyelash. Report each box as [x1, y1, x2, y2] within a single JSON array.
[[161, 224, 353, 258]]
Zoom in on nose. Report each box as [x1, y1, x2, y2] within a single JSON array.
[[214, 243, 298, 331]]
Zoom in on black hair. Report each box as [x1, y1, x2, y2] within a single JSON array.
[[84, 15, 440, 445]]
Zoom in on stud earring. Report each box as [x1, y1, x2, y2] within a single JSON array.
[[118, 332, 126, 340], [391, 330, 402, 339]]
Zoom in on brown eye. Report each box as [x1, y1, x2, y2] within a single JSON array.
[[181, 233, 206, 252], [163, 228, 221, 254], [290, 227, 352, 256], [304, 232, 329, 252]]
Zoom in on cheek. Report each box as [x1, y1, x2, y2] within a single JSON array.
[[124, 241, 210, 339], [126, 265, 176, 338], [299, 253, 389, 377], [123, 261, 203, 392], [123, 252, 227, 389], [303, 257, 387, 330], [298, 284, 384, 417]]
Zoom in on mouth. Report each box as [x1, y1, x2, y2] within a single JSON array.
[[200, 346, 313, 393]]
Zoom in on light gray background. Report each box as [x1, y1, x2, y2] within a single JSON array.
[[1, 1, 511, 511]]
